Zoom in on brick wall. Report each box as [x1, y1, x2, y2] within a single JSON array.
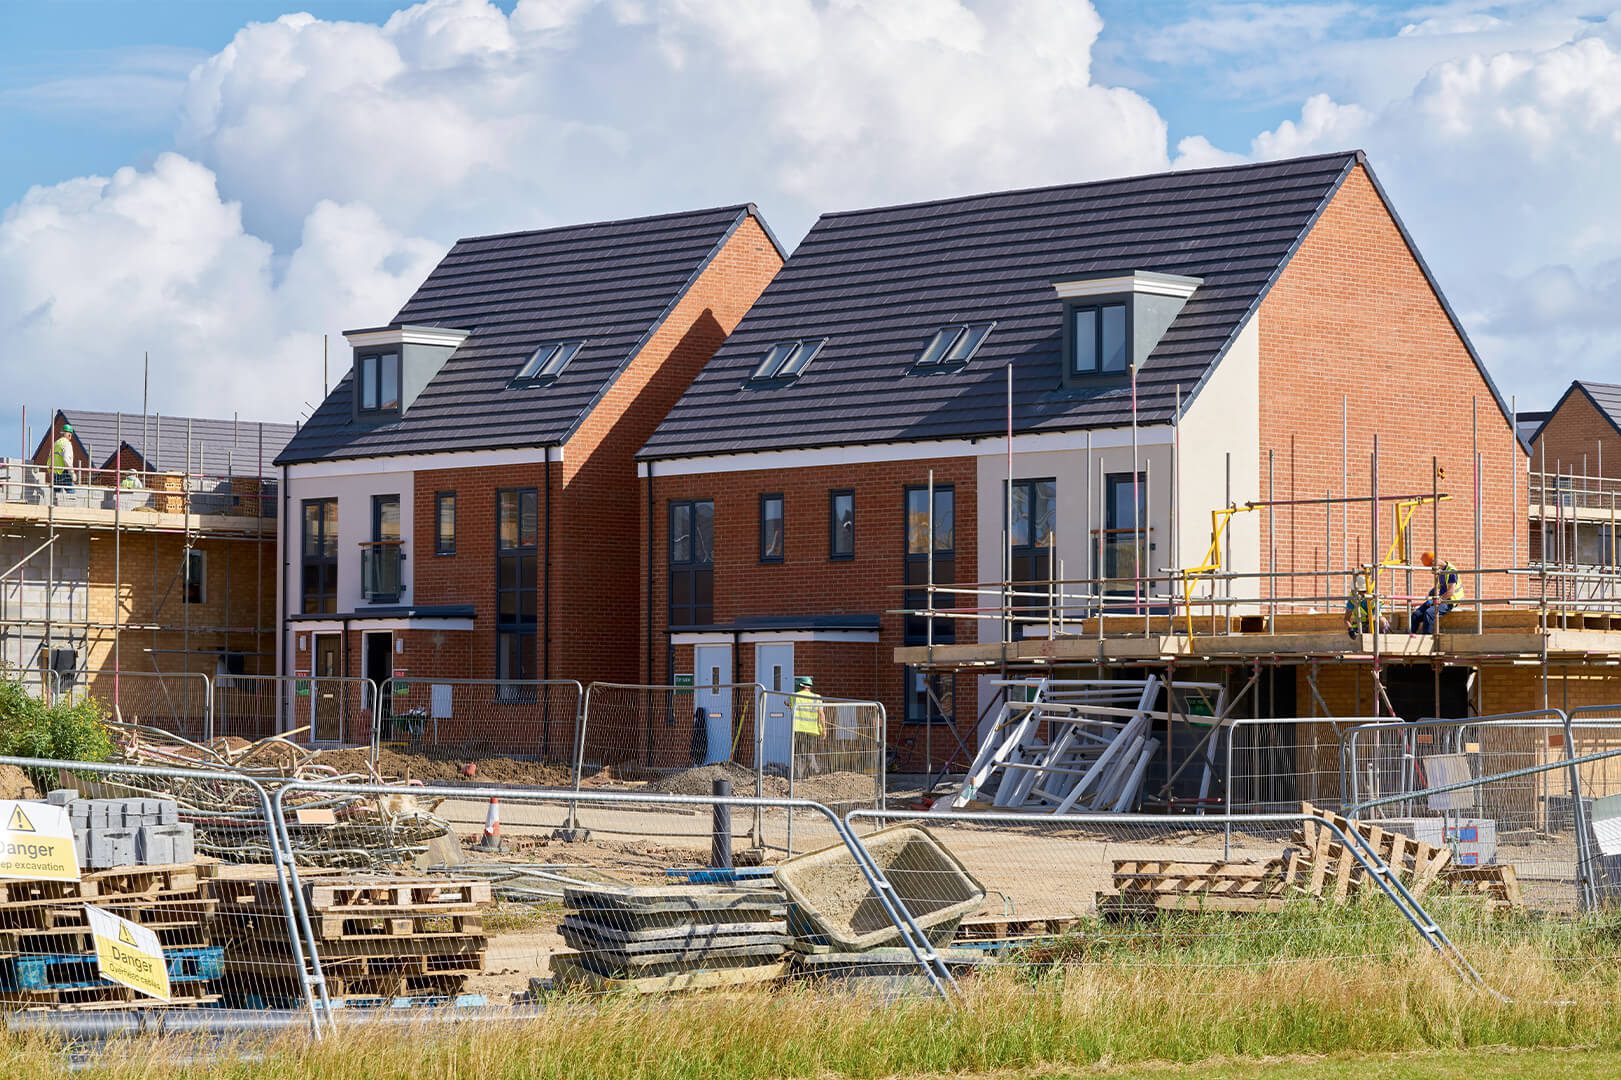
[[641, 455, 979, 769], [1531, 389, 1620, 479], [1257, 164, 1525, 605]]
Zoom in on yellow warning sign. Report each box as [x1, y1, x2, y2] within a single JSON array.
[[84, 905, 170, 1001], [0, 800, 78, 882]]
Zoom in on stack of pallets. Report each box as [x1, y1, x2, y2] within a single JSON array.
[[0, 862, 222, 1009], [216, 873, 490, 1007], [1294, 803, 1452, 899], [548, 884, 791, 993]]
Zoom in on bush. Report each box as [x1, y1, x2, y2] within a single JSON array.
[[0, 679, 113, 786]]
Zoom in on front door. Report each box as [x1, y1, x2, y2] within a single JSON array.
[[756, 642, 794, 767], [364, 632, 394, 742], [312, 633, 342, 742], [693, 645, 732, 765]]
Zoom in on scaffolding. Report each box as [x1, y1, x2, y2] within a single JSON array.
[[0, 410, 280, 716]]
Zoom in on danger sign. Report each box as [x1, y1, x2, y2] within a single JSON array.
[[84, 904, 171, 1001], [0, 800, 78, 882]]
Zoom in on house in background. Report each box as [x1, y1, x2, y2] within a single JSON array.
[[637, 151, 1524, 772], [1527, 380, 1621, 570], [274, 205, 784, 741]]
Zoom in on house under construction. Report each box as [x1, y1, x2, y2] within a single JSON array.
[[1, 409, 293, 727]]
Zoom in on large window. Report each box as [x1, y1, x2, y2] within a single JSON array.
[[669, 499, 714, 628], [300, 498, 338, 614], [496, 489, 538, 686], [759, 494, 784, 563], [364, 493, 403, 603], [1069, 303, 1128, 377], [904, 666, 952, 724], [356, 352, 401, 415], [829, 490, 854, 560], [435, 492, 456, 555], [903, 485, 954, 644], [1009, 478, 1057, 636], [1103, 472, 1147, 591], [184, 549, 206, 605]]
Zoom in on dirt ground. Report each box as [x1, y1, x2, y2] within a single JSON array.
[[314, 747, 577, 787]]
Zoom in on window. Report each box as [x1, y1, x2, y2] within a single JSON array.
[[511, 340, 584, 386], [669, 499, 715, 628], [357, 352, 401, 414], [1008, 479, 1057, 637], [750, 338, 827, 381], [1069, 303, 1128, 377], [903, 485, 954, 644], [904, 666, 952, 724], [496, 489, 539, 687], [300, 498, 338, 614], [829, 490, 854, 560], [759, 494, 784, 562], [184, 549, 206, 605], [1102, 472, 1147, 590], [363, 493, 403, 603], [914, 322, 994, 368], [372, 494, 400, 544], [435, 492, 456, 555]]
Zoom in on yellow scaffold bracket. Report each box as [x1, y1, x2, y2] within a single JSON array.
[[1179, 503, 1259, 638]]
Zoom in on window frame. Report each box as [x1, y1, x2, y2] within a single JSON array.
[[183, 548, 206, 606], [510, 340, 585, 387], [299, 497, 338, 615], [668, 498, 715, 629], [434, 491, 456, 555], [749, 338, 827, 382], [495, 488, 540, 688], [355, 350, 402, 416], [1062, 299, 1131, 384], [759, 493, 784, 563], [371, 493, 401, 543], [912, 321, 995, 371], [828, 489, 855, 561], [903, 484, 955, 645], [903, 665, 952, 725]]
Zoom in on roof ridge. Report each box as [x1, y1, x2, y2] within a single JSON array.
[[814, 150, 1363, 223], [451, 204, 753, 246], [60, 408, 296, 431]]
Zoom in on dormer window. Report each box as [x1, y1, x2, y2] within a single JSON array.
[[1070, 303, 1128, 377], [914, 322, 994, 369], [511, 340, 584, 387], [751, 338, 826, 382], [357, 352, 401, 414]]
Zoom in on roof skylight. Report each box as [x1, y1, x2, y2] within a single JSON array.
[[511, 340, 584, 386], [914, 322, 994, 368], [751, 338, 826, 381]]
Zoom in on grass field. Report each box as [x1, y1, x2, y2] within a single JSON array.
[[3, 900, 1618, 1078]]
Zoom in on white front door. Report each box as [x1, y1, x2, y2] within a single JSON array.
[[694, 645, 732, 765], [755, 642, 794, 767]]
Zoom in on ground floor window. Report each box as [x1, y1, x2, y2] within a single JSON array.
[[903, 666, 952, 724]]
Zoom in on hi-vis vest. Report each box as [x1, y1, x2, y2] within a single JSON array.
[[50, 436, 72, 471], [1437, 561, 1465, 602], [791, 691, 824, 736]]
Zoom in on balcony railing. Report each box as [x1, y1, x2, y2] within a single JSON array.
[[360, 541, 405, 604]]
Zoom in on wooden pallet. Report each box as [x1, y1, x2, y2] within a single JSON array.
[[0, 864, 201, 907], [1295, 804, 1451, 899], [1104, 858, 1297, 914], [548, 952, 788, 995], [216, 876, 488, 914], [957, 915, 1084, 942], [1438, 863, 1522, 911]]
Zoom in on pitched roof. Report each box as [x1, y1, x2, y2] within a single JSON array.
[[276, 205, 779, 465], [641, 153, 1370, 460], [47, 410, 295, 478], [1530, 381, 1621, 449]]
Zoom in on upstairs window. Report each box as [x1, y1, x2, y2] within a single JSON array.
[[357, 352, 401, 414], [829, 490, 854, 560], [760, 493, 784, 563], [435, 492, 456, 555], [184, 549, 206, 605], [1070, 303, 1128, 377], [914, 322, 994, 369], [751, 338, 826, 381], [511, 341, 584, 386]]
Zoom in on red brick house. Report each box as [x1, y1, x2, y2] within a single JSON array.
[[1527, 380, 1621, 568], [275, 206, 784, 740], [636, 151, 1523, 769]]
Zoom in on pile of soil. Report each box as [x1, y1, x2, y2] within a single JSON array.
[[314, 747, 574, 787], [642, 763, 878, 805], [0, 764, 38, 800]]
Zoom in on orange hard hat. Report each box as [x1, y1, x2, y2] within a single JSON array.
[[1420, 551, 1436, 566]]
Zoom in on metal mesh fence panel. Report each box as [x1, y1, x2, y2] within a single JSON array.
[[844, 808, 1471, 984], [578, 682, 766, 781], [213, 674, 376, 748], [374, 679, 580, 780], [271, 782, 945, 1011], [759, 691, 886, 857], [0, 756, 318, 1030], [1224, 718, 1374, 815], [74, 671, 212, 742]]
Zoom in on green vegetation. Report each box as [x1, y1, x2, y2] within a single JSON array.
[[0, 676, 114, 787]]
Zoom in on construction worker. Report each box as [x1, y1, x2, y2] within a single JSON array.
[[1344, 568, 1387, 641], [49, 424, 76, 491], [1410, 551, 1464, 635], [790, 675, 824, 737]]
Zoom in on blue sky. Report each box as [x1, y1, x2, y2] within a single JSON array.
[[3, 0, 1620, 454]]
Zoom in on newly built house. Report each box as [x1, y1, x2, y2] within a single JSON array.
[[3, 409, 293, 730], [274, 205, 784, 740], [1527, 380, 1621, 573], [638, 151, 1535, 774]]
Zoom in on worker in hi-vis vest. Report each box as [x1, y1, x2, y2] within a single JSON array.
[[50, 424, 76, 491], [790, 675, 824, 737], [1410, 550, 1464, 635]]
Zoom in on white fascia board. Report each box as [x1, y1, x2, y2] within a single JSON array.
[[344, 325, 471, 349], [287, 444, 559, 480], [640, 425, 1173, 478], [1053, 271, 1202, 300], [739, 630, 880, 643], [287, 618, 474, 632], [670, 632, 736, 647]]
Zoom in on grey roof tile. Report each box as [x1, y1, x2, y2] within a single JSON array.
[[52, 410, 295, 478]]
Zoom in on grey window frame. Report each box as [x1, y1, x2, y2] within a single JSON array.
[[434, 491, 456, 555], [510, 340, 585, 387], [903, 665, 951, 725], [749, 338, 827, 382], [903, 484, 954, 645], [828, 489, 855, 561], [912, 321, 995, 370], [495, 488, 539, 687], [356, 351, 401, 416], [183, 548, 206, 605], [300, 497, 338, 615], [668, 498, 715, 628], [1062, 299, 1131, 385], [759, 493, 784, 563]]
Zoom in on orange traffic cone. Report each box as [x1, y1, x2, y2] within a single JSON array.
[[480, 797, 501, 851]]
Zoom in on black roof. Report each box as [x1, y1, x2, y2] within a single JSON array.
[[277, 205, 779, 465], [47, 410, 295, 478], [642, 151, 1394, 459], [1532, 381, 1621, 448]]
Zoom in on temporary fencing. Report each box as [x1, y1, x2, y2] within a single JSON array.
[[213, 674, 377, 747], [0, 755, 319, 1033], [758, 690, 886, 856], [577, 682, 766, 779], [374, 678, 582, 772], [74, 671, 213, 742], [1223, 717, 1378, 815]]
